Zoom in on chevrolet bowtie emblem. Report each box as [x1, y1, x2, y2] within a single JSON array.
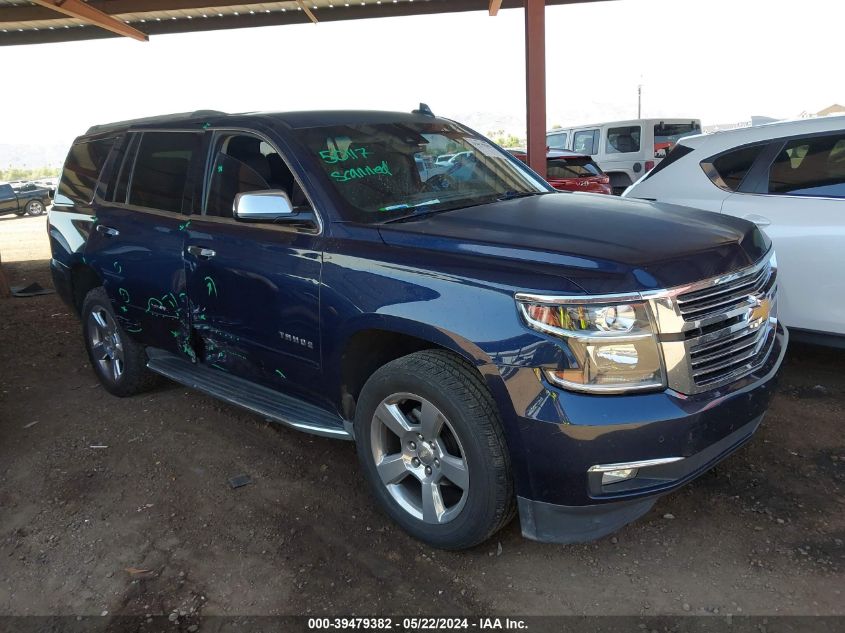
[[749, 296, 771, 323]]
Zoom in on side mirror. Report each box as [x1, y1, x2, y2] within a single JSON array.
[[234, 190, 294, 222]]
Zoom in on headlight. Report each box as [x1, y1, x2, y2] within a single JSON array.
[[516, 297, 666, 394]]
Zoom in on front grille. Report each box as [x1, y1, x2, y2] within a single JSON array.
[[676, 260, 777, 389], [676, 265, 770, 322]]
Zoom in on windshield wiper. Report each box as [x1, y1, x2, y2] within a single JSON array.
[[383, 201, 470, 224], [496, 190, 549, 201]]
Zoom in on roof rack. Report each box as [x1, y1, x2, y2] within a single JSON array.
[[85, 110, 228, 135]]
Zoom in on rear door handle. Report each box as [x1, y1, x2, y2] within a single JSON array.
[[187, 245, 216, 259], [95, 224, 120, 237], [743, 213, 771, 227]]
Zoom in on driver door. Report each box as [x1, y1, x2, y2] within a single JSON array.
[[184, 131, 325, 403]]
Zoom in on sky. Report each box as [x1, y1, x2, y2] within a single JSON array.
[[1, 0, 843, 149]]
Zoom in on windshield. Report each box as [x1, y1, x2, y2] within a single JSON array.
[[293, 121, 547, 223]]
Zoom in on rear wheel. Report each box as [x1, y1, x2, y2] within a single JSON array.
[[81, 287, 157, 397], [25, 199, 45, 216], [354, 350, 514, 549]]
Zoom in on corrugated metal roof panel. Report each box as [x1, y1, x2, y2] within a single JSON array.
[[0, 0, 608, 45]]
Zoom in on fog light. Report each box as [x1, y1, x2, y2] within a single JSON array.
[[601, 468, 638, 485]]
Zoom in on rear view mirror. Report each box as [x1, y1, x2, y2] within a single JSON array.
[[234, 190, 294, 222]]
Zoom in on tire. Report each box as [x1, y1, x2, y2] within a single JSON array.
[[81, 287, 158, 397], [354, 349, 515, 550], [25, 199, 45, 216]]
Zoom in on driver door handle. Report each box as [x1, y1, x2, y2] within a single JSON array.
[[187, 245, 216, 259]]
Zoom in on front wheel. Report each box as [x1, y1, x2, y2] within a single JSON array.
[[25, 199, 45, 216], [354, 350, 515, 549], [81, 287, 158, 397]]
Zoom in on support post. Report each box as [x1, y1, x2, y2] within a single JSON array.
[[524, 0, 547, 180]]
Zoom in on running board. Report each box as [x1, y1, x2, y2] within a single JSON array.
[[146, 351, 352, 440]]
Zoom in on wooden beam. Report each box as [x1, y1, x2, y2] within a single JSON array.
[[29, 0, 148, 41], [296, 0, 318, 24], [489, 0, 503, 16]]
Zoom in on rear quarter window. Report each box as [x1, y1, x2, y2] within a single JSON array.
[[55, 137, 116, 207], [701, 144, 766, 192], [606, 126, 641, 154]]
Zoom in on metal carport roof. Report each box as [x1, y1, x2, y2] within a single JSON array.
[[0, 0, 605, 45]]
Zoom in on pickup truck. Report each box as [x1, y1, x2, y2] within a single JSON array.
[[0, 182, 50, 217], [48, 108, 786, 549]]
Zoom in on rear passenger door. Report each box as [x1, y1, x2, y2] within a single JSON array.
[[183, 130, 324, 402], [721, 132, 845, 334], [86, 130, 203, 355]]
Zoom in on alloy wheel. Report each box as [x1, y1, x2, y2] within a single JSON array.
[[370, 392, 469, 524], [88, 306, 125, 383]]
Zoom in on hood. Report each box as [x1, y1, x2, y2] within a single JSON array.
[[377, 193, 770, 295]]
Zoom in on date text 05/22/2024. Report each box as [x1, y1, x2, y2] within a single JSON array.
[[307, 617, 528, 631]]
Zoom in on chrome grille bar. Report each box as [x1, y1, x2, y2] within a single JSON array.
[[676, 257, 777, 390], [677, 266, 770, 322], [648, 251, 778, 394]]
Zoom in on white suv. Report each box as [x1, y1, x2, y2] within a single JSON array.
[[624, 115, 845, 345], [547, 118, 701, 194]]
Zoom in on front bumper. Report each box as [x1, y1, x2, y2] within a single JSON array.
[[495, 323, 787, 544]]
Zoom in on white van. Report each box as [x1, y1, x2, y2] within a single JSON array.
[[547, 118, 701, 194]]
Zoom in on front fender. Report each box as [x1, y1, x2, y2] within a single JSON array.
[[319, 232, 573, 500]]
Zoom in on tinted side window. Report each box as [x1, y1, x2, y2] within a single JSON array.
[[573, 129, 599, 155], [0, 184, 13, 199], [768, 134, 845, 198], [547, 132, 567, 149], [55, 137, 116, 206], [606, 126, 641, 154], [128, 132, 199, 212], [205, 133, 300, 218], [107, 133, 139, 203], [702, 144, 765, 192]]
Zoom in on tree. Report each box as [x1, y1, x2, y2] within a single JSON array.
[[0, 166, 60, 182], [487, 129, 523, 148]]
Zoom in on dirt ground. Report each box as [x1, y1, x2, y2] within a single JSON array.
[[0, 214, 843, 620]]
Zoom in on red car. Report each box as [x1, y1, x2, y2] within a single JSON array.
[[508, 149, 612, 194]]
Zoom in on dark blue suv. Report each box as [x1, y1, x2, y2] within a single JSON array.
[[48, 109, 786, 549]]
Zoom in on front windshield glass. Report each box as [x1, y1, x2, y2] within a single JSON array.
[[293, 121, 548, 223]]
